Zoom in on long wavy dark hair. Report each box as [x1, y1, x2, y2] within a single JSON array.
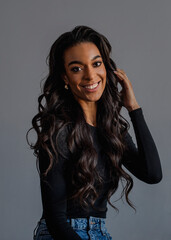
[[26, 25, 135, 213]]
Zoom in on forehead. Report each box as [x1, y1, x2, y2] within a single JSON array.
[[63, 42, 101, 63]]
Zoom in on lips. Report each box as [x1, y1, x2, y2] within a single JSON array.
[[82, 81, 101, 88]]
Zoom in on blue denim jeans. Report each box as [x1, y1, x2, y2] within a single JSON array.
[[33, 216, 112, 240]]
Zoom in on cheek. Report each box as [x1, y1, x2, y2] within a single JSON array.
[[98, 66, 106, 77], [67, 74, 81, 86], [100, 68, 107, 86]]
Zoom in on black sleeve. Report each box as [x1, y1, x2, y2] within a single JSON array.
[[122, 107, 163, 184], [39, 127, 82, 240]]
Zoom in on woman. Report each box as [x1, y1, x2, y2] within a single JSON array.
[[27, 25, 162, 240]]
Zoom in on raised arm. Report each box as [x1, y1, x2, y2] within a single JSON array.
[[122, 108, 163, 184], [39, 127, 82, 240]]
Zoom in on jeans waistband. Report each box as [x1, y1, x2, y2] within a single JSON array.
[[39, 216, 107, 231], [66, 216, 106, 231]]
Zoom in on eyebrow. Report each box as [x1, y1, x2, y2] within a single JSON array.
[[68, 55, 102, 67]]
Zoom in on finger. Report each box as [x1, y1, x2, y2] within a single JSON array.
[[114, 71, 125, 80], [114, 71, 128, 80], [115, 74, 125, 89], [116, 68, 125, 73], [115, 68, 128, 77]]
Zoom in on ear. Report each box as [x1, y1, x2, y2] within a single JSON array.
[[61, 73, 69, 85]]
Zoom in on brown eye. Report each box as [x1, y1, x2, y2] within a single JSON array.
[[71, 67, 81, 72], [94, 61, 102, 67]]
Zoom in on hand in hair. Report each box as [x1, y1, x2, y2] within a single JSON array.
[[114, 68, 140, 112]]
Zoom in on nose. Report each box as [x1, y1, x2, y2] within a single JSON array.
[[83, 66, 96, 80]]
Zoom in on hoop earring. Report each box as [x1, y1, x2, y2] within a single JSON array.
[[64, 84, 69, 90]]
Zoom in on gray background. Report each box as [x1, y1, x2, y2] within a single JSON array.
[[0, 0, 170, 239]]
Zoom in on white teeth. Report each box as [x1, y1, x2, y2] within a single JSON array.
[[84, 82, 99, 89]]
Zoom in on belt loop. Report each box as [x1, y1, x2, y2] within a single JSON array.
[[71, 218, 75, 228], [87, 216, 90, 230]]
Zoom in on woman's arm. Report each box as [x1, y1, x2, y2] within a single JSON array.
[[39, 127, 82, 240], [122, 107, 163, 184]]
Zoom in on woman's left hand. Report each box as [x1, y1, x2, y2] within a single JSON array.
[[114, 68, 140, 112]]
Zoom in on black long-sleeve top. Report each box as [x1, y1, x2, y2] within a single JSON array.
[[38, 107, 162, 240]]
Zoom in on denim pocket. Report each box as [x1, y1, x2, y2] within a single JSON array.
[[88, 229, 112, 240], [74, 229, 90, 240]]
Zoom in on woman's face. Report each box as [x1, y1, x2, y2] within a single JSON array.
[[62, 42, 107, 105]]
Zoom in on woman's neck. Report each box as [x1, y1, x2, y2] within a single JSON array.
[[77, 99, 97, 127]]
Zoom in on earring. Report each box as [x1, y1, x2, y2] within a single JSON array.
[[64, 84, 69, 90]]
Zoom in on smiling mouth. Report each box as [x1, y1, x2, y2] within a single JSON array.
[[82, 81, 101, 89]]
